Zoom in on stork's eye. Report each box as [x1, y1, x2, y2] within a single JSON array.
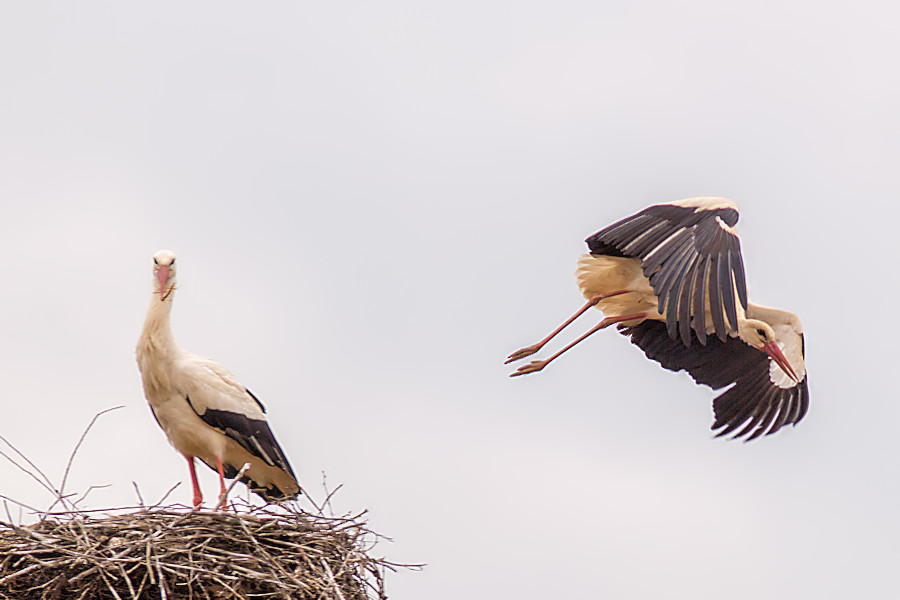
[[756, 328, 766, 337], [154, 258, 158, 265]]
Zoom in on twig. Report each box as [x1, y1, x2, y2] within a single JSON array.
[[0, 494, 43, 515], [115, 562, 137, 600], [304, 471, 343, 517], [132, 482, 145, 508], [2, 501, 13, 527], [155, 556, 168, 600], [0, 435, 57, 492], [50, 406, 124, 513], [321, 557, 348, 600], [0, 442, 60, 502], [99, 569, 124, 600], [75, 484, 111, 507], [0, 466, 414, 600], [151, 483, 180, 509], [214, 463, 251, 511]]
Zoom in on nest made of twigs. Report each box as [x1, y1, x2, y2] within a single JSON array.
[[0, 503, 410, 600]]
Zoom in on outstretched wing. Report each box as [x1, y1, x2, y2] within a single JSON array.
[[586, 197, 747, 346], [179, 354, 297, 482], [621, 320, 809, 441]]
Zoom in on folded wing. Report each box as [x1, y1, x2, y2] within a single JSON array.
[[181, 356, 298, 488]]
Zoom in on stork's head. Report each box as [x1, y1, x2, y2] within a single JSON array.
[[152, 250, 177, 302], [740, 319, 800, 382]]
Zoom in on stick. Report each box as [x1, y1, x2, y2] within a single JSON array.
[[132, 482, 145, 508], [321, 558, 348, 600], [54, 406, 124, 511], [214, 463, 251, 511]]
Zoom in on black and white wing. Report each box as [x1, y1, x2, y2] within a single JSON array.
[[621, 320, 809, 441], [586, 197, 747, 346], [181, 355, 298, 490]]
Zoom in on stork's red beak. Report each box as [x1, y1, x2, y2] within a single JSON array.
[[158, 265, 172, 301], [763, 341, 800, 383]]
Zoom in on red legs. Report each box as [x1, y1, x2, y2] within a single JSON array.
[[186, 455, 230, 512], [510, 312, 648, 377], [215, 456, 228, 512], [186, 456, 203, 509], [505, 291, 632, 364]]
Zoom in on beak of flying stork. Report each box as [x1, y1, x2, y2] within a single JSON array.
[[762, 341, 800, 383]]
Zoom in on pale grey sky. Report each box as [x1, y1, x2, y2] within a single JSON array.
[[2, 2, 899, 599]]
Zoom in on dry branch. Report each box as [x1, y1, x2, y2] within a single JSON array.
[[0, 408, 421, 599], [0, 503, 419, 600]]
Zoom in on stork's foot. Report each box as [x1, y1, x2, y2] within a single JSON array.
[[192, 495, 203, 511], [510, 359, 549, 377], [216, 492, 228, 512], [505, 345, 542, 364]]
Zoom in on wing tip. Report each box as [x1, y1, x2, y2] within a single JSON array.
[[241, 475, 303, 502], [712, 389, 809, 442]]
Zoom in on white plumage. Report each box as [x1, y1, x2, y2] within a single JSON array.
[[136, 250, 300, 508]]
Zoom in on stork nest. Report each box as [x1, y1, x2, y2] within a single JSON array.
[[0, 503, 410, 600]]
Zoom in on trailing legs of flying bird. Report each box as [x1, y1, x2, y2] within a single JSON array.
[[505, 290, 631, 364], [510, 311, 649, 376]]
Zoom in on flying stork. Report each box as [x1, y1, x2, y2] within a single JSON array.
[[506, 197, 808, 441], [136, 250, 301, 508]]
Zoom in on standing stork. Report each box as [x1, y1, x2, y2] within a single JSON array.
[[506, 198, 808, 440], [136, 250, 301, 508]]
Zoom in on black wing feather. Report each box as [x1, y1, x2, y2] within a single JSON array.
[[658, 239, 698, 326], [719, 252, 738, 330], [625, 222, 672, 255], [707, 260, 727, 342], [731, 250, 747, 313], [794, 379, 810, 424], [623, 320, 808, 440], [692, 258, 710, 345], [587, 202, 747, 345], [765, 391, 796, 438], [677, 260, 699, 346], [711, 370, 771, 431], [740, 390, 780, 441], [184, 394, 298, 498]]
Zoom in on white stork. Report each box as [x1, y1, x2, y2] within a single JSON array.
[[507, 197, 808, 441], [136, 250, 301, 508]]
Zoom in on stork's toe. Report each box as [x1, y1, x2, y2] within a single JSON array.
[[506, 345, 541, 363]]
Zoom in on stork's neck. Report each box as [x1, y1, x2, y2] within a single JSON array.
[[746, 302, 801, 330], [139, 295, 180, 356]]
